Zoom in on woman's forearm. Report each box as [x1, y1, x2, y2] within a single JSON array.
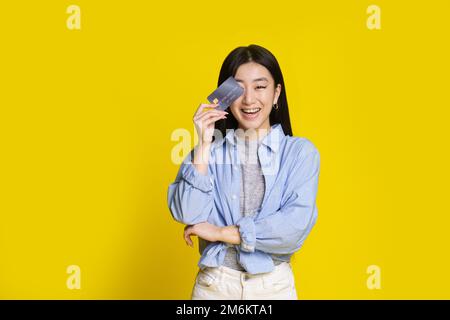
[[219, 225, 241, 245], [193, 142, 211, 175]]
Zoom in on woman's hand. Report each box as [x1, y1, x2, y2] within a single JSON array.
[[193, 103, 228, 145], [183, 222, 223, 247], [183, 223, 241, 247]]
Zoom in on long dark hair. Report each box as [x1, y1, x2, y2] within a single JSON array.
[[215, 44, 293, 138]]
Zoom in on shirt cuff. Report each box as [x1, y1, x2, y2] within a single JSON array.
[[236, 216, 256, 253], [181, 163, 214, 193]]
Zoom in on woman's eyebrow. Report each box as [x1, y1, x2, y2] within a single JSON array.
[[235, 77, 269, 83]]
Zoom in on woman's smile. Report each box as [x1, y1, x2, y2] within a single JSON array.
[[240, 107, 262, 120]]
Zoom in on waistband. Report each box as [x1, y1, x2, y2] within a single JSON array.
[[206, 261, 291, 279]]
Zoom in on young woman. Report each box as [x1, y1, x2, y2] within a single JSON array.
[[167, 44, 320, 300]]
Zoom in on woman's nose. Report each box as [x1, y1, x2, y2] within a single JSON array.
[[242, 88, 256, 105]]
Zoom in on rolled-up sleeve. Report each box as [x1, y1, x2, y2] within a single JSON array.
[[235, 215, 256, 252], [167, 148, 215, 225], [236, 144, 320, 255]]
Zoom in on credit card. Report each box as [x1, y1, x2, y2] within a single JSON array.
[[207, 76, 244, 111]]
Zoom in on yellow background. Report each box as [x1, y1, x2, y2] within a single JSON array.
[[1, 0, 449, 299]]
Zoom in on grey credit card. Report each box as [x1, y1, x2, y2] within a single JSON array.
[[207, 76, 244, 111]]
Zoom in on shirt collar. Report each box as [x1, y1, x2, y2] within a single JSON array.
[[213, 123, 285, 153]]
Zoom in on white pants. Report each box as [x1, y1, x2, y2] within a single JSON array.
[[191, 262, 298, 300]]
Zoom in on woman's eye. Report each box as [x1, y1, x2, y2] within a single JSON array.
[[256, 86, 267, 90]]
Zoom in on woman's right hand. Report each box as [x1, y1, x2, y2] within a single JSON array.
[[193, 103, 228, 145]]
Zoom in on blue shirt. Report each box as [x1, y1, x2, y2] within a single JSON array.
[[167, 123, 320, 274]]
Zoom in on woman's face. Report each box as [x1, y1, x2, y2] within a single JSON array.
[[229, 62, 281, 133]]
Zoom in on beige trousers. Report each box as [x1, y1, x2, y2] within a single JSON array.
[[191, 262, 298, 300]]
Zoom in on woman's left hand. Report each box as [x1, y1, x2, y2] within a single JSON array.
[[183, 222, 222, 247]]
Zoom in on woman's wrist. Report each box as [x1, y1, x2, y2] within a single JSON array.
[[219, 225, 241, 245]]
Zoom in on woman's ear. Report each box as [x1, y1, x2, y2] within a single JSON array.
[[273, 83, 282, 104]]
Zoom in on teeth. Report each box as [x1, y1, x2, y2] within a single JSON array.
[[242, 108, 261, 114]]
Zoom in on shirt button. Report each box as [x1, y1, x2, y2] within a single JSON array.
[[231, 194, 237, 200]]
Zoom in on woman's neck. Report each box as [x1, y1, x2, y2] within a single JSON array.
[[236, 125, 271, 142]]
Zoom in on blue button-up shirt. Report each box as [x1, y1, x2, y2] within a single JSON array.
[[167, 123, 320, 274]]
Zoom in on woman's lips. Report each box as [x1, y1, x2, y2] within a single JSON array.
[[240, 108, 261, 121]]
